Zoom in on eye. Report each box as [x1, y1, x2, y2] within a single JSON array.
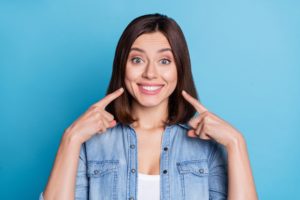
[[160, 58, 171, 65], [131, 57, 143, 64]]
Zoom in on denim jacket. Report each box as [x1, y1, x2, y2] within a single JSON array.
[[40, 122, 228, 200]]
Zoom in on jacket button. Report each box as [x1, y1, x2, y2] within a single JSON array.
[[94, 170, 99, 174], [163, 147, 168, 151], [130, 144, 135, 149], [199, 168, 204, 173], [131, 169, 136, 173], [163, 170, 168, 174], [129, 197, 134, 200]]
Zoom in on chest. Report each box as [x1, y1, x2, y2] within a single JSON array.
[[84, 125, 219, 200], [136, 130, 163, 175]]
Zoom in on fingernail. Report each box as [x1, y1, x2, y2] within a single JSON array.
[[120, 87, 124, 92], [110, 120, 116, 127]]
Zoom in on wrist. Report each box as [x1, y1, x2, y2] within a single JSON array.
[[62, 129, 83, 146], [225, 131, 246, 152]]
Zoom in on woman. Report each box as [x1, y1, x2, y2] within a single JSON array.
[[40, 13, 258, 200]]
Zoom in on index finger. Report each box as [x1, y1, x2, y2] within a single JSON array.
[[182, 90, 208, 114], [97, 87, 124, 108]]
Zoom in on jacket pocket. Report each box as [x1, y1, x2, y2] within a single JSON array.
[[176, 160, 209, 200], [87, 160, 119, 200]]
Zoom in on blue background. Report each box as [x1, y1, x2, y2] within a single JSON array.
[[1, 0, 299, 199]]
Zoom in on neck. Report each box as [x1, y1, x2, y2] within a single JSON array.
[[130, 100, 169, 130]]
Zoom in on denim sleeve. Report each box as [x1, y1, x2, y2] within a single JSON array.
[[208, 141, 228, 200], [75, 142, 89, 199]]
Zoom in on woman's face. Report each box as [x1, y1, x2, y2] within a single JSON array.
[[125, 31, 177, 108]]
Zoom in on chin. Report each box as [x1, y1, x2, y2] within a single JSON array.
[[139, 101, 162, 108], [132, 90, 167, 106]]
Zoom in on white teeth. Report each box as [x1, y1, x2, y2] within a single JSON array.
[[141, 86, 162, 91]]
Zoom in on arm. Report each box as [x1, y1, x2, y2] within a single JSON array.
[[226, 134, 258, 200], [40, 87, 124, 199], [42, 132, 83, 200], [181, 90, 258, 200]]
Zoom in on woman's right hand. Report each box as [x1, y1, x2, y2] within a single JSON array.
[[64, 87, 124, 144]]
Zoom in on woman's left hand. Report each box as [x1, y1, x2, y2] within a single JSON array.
[[181, 90, 243, 148]]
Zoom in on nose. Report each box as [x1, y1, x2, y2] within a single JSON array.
[[142, 61, 158, 79]]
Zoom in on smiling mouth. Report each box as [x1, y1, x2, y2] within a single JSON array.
[[137, 84, 164, 95]]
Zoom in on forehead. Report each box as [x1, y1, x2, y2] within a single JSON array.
[[131, 32, 171, 50]]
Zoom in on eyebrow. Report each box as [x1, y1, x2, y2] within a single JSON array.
[[129, 47, 172, 53]]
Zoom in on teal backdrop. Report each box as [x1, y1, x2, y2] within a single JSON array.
[[1, 0, 299, 199]]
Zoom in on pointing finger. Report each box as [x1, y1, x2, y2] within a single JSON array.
[[182, 90, 208, 114], [97, 87, 124, 108]]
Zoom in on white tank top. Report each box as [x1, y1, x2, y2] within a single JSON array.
[[137, 172, 160, 200]]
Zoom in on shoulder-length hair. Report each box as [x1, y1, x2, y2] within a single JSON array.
[[105, 13, 199, 126]]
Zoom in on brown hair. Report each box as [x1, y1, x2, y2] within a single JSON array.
[[105, 13, 199, 126]]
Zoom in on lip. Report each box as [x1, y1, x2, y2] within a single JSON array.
[[138, 84, 164, 95], [137, 83, 164, 86]]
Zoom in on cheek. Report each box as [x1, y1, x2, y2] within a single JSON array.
[[125, 66, 140, 91], [125, 65, 141, 81], [163, 67, 177, 85], [124, 73, 133, 92]]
